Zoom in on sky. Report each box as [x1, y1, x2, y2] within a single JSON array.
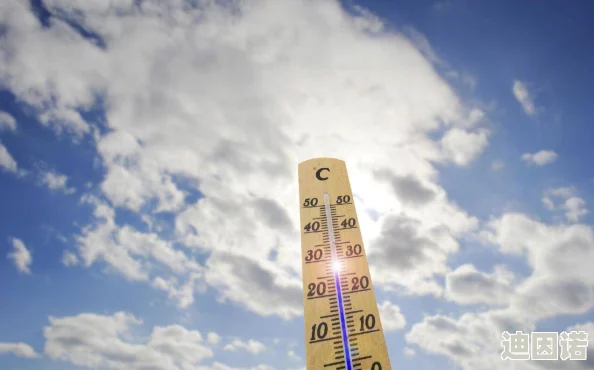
[[1, 0, 594, 369]]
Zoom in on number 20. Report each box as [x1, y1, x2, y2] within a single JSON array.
[[352, 276, 369, 290]]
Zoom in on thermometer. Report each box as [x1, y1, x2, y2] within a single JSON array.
[[298, 158, 392, 370]]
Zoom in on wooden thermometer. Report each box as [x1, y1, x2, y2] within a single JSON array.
[[298, 158, 392, 370]]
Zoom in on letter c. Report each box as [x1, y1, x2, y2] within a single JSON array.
[[316, 168, 330, 181]]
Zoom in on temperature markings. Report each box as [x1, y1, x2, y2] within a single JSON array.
[[299, 158, 392, 370], [350, 330, 380, 337], [343, 288, 372, 295], [308, 294, 337, 300], [322, 309, 363, 319], [340, 255, 365, 261], [301, 202, 353, 209], [305, 259, 331, 264], [305, 256, 364, 265], [310, 336, 342, 344], [322, 191, 353, 370]]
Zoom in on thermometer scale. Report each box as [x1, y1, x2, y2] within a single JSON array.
[[298, 158, 392, 370]]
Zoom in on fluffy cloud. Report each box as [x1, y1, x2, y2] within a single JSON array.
[[560, 322, 594, 369], [204, 252, 303, 319], [0, 111, 17, 132], [483, 214, 594, 319], [223, 338, 267, 355], [378, 300, 407, 331], [39, 170, 76, 194], [152, 273, 203, 309], [407, 310, 528, 370], [0, 142, 18, 173], [542, 187, 589, 222], [44, 311, 214, 370], [373, 170, 437, 207], [0, 342, 39, 358], [564, 197, 589, 222], [196, 363, 277, 370], [368, 209, 477, 296], [74, 196, 205, 307], [440, 127, 490, 166], [0, 0, 490, 317], [7, 237, 32, 274], [408, 213, 594, 369], [408, 313, 594, 370], [522, 150, 558, 166], [206, 332, 221, 346], [61, 250, 79, 266], [249, 366, 276, 370], [513, 80, 536, 117], [445, 264, 515, 306]]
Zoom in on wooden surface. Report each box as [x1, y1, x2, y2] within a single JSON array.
[[298, 158, 392, 370]]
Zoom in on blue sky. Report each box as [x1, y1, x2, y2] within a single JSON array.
[[1, 1, 593, 369]]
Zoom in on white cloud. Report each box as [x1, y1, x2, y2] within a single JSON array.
[[378, 300, 406, 332], [466, 108, 485, 126], [196, 363, 238, 370], [287, 350, 301, 361], [75, 198, 149, 282], [152, 274, 203, 309], [0, 111, 17, 132], [512, 80, 536, 117], [73, 196, 205, 308], [61, 250, 79, 266], [490, 160, 504, 171], [565, 322, 594, 366], [368, 210, 477, 296], [39, 310, 277, 370], [407, 310, 521, 370], [445, 264, 515, 306], [0, 142, 18, 173], [0, 0, 491, 317], [250, 366, 275, 370], [198, 363, 277, 370], [440, 128, 490, 166], [7, 237, 32, 274], [207, 332, 220, 346], [44, 311, 214, 370], [547, 186, 575, 198], [0, 342, 39, 358], [204, 252, 303, 320], [409, 313, 594, 370], [542, 187, 588, 222], [483, 213, 594, 296], [223, 338, 267, 355], [521, 150, 558, 166], [564, 197, 589, 222], [408, 213, 594, 370], [403, 347, 416, 358], [39, 107, 90, 137], [40, 170, 76, 194], [542, 197, 555, 211]]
